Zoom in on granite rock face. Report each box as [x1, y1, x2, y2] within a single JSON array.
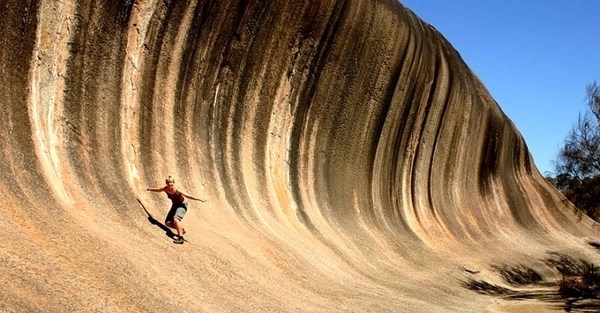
[[0, 1, 596, 312]]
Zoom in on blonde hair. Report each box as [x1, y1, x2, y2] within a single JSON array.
[[165, 176, 175, 184]]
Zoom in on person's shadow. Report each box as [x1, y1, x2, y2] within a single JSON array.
[[137, 198, 177, 239]]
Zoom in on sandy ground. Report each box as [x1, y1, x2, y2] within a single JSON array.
[[1, 0, 599, 312]]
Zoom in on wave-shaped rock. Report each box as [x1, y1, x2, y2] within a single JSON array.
[[1, 0, 597, 312]]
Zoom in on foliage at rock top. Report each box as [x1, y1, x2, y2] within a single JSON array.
[[0, 1, 598, 312]]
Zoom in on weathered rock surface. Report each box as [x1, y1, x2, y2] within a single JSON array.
[[1, 0, 597, 312]]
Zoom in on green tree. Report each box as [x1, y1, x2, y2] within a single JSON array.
[[550, 82, 600, 220]]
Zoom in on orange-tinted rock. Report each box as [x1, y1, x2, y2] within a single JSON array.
[[0, 1, 596, 312]]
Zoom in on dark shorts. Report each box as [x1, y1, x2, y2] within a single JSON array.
[[165, 202, 187, 223]]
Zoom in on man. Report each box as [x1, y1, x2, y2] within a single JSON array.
[[146, 176, 203, 244]]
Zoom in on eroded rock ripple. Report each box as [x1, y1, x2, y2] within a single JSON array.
[[0, 1, 596, 312]]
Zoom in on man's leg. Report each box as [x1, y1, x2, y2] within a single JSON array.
[[171, 218, 183, 237], [165, 206, 176, 231], [173, 206, 187, 238], [166, 220, 175, 229]]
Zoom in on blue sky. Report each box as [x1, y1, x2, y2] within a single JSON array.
[[399, 1, 600, 175]]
